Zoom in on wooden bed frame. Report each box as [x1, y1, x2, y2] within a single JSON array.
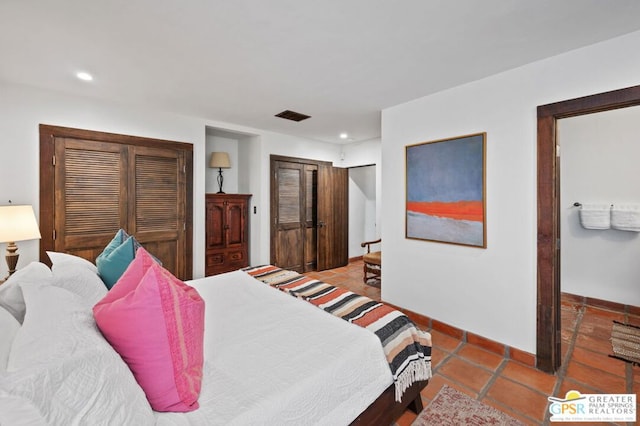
[[350, 380, 428, 425]]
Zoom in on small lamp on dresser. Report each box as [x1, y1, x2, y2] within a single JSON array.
[[0, 204, 42, 279], [210, 152, 231, 194]]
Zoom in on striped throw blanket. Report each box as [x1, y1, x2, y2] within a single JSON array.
[[243, 265, 432, 402]]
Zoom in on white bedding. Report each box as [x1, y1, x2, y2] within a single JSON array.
[[155, 270, 392, 426], [0, 261, 392, 425]]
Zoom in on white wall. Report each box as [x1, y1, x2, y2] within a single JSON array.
[[559, 106, 640, 306], [205, 132, 240, 194], [0, 82, 208, 278], [381, 29, 640, 354], [0, 82, 343, 278]]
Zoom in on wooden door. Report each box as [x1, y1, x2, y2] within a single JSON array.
[[317, 164, 349, 270], [127, 145, 188, 278], [40, 125, 193, 280], [52, 138, 128, 261], [271, 156, 347, 273], [272, 161, 306, 272]]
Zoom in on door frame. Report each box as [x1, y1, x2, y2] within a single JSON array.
[[536, 84, 640, 373]]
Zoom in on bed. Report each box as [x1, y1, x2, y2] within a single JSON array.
[[0, 251, 431, 425]]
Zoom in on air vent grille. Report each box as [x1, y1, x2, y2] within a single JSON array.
[[275, 110, 311, 122]]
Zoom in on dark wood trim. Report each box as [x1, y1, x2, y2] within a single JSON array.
[[269, 154, 332, 167], [536, 85, 640, 373], [39, 124, 194, 151], [39, 124, 194, 278], [350, 380, 427, 425]]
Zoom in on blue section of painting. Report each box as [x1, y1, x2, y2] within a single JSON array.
[[407, 134, 483, 203]]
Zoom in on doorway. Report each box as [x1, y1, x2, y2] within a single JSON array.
[[348, 165, 377, 259], [536, 84, 640, 373], [559, 106, 640, 302]]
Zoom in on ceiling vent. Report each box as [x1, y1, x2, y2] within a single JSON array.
[[275, 110, 311, 122]]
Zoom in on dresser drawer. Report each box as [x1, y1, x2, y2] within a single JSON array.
[[205, 249, 248, 276], [206, 253, 225, 267], [226, 250, 245, 263]]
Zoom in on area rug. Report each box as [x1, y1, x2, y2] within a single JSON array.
[[411, 385, 524, 426], [610, 320, 640, 366]]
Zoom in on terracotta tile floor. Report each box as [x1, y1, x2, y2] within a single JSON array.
[[306, 260, 639, 426]]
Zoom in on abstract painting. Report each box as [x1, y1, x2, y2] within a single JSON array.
[[406, 133, 486, 247]]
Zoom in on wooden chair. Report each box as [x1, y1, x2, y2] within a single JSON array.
[[361, 238, 381, 286]]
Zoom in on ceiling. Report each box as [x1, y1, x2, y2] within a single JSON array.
[[2, 1, 640, 144]]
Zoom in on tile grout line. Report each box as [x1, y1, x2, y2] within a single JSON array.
[[477, 357, 508, 400], [429, 339, 465, 375]]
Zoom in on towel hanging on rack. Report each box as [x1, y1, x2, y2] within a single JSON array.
[[611, 204, 640, 232], [578, 204, 611, 230]]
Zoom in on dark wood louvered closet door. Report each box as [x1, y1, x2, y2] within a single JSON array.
[[128, 146, 187, 277], [40, 125, 193, 280], [272, 161, 307, 272], [53, 138, 128, 262]]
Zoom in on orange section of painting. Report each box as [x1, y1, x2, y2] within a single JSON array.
[[407, 201, 483, 222]]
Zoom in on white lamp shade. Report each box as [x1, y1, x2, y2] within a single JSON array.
[[0, 205, 42, 243], [210, 152, 231, 168]]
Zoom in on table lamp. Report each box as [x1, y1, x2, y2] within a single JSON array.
[[209, 152, 231, 194], [0, 205, 42, 278]]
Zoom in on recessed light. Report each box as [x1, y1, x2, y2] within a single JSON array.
[[339, 133, 348, 139], [76, 71, 93, 81]]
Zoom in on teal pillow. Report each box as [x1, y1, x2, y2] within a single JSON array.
[[97, 236, 136, 289], [96, 229, 162, 289], [97, 229, 129, 264]]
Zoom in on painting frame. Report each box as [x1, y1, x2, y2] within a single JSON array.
[[405, 132, 486, 248]]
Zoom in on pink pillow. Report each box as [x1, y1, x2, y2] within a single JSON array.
[[93, 248, 205, 412]]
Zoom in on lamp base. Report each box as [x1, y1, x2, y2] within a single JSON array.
[[5, 241, 18, 278], [216, 168, 226, 194]]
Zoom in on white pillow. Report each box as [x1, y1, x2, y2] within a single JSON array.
[[0, 306, 20, 371], [46, 251, 98, 273], [50, 263, 107, 307], [4, 283, 154, 425], [8, 283, 103, 370], [0, 262, 52, 323]]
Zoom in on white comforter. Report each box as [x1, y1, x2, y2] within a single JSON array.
[[155, 270, 392, 426]]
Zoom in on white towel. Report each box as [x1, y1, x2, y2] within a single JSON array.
[[579, 204, 611, 230], [611, 204, 640, 232]]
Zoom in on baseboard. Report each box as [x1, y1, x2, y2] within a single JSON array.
[[385, 302, 536, 368], [562, 291, 640, 316], [386, 294, 639, 370]]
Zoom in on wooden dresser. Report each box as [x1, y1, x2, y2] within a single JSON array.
[[205, 193, 251, 276]]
